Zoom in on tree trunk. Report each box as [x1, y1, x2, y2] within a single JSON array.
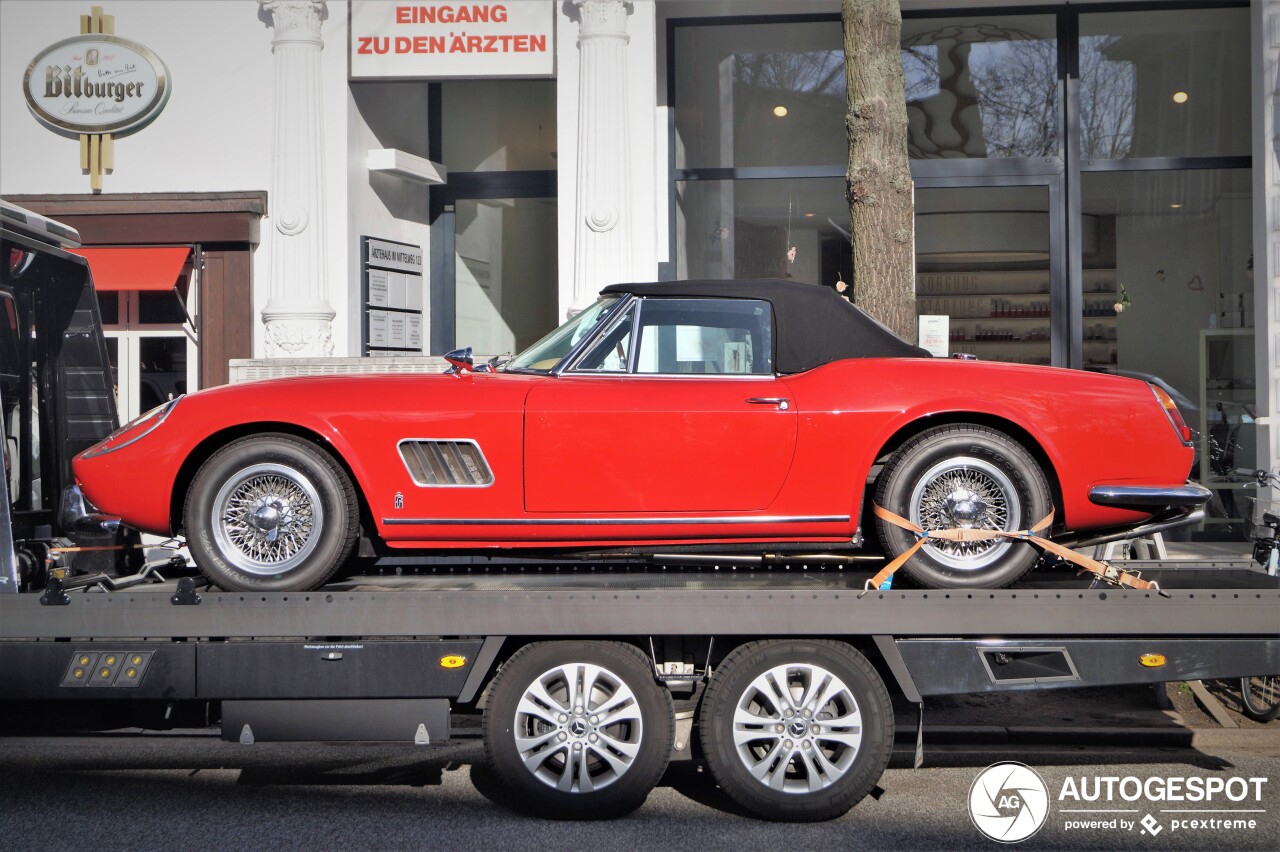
[[843, 0, 916, 342]]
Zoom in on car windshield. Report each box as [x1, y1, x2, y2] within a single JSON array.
[[503, 297, 621, 373]]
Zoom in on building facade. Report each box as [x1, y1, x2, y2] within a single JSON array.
[[1, 0, 1275, 534]]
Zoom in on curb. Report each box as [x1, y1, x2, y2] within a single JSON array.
[[892, 724, 1280, 749]]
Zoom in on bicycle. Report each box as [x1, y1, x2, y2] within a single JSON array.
[[1237, 468, 1280, 721]]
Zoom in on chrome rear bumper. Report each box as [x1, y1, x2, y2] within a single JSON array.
[[1088, 483, 1212, 510]]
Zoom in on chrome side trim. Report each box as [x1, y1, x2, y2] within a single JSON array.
[[80, 397, 182, 459], [553, 373, 781, 381], [382, 514, 850, 526], [1088, 483, 1211, 508]]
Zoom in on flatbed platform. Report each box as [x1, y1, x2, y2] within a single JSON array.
[[2, 561, 1275, 640]]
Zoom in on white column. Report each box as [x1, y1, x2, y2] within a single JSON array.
[[571, 0, 634, 307], [259, 0, 335, 356]]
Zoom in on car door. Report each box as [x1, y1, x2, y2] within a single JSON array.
[[523, 297, 798, 513]]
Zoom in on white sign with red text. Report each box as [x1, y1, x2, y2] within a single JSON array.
[[350, 1, 554, 79]]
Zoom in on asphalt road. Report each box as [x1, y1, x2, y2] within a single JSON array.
[[0, 736, 1276, 851]]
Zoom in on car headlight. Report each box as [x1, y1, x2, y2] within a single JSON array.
[[80, 397, 182, 459]]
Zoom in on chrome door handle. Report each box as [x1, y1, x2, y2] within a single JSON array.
[[745, 397, 790, 410]]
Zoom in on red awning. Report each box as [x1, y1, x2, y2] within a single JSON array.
[[69, 246, 191, 292]]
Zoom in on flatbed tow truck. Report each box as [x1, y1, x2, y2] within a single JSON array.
[[0, 200, 1277, 822]]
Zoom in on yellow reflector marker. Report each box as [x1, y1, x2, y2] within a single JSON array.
[[125, 668, 137, 678], [105, 655, 117, 665], [132, 655, 143, 665], [73, 668, 85, 678], [100, 668, 111, 678], [79, 655, 91, 666], [1140, 654, 1166, 668], [440, 655, 467, 669]]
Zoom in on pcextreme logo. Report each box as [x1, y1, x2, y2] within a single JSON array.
[[969, 762, 1050, 843]]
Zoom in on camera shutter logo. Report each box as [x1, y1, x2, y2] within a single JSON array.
[[969, 762, 1050, 843]]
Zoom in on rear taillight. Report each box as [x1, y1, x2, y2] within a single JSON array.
[[1151, 384, 1193, 446]]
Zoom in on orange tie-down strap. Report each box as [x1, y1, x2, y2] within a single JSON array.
[[869, 504, 1160, 592]]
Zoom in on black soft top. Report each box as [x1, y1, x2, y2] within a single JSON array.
[[600, 278, 930, 374]]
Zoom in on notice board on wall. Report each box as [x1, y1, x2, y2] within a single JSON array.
[[361, 236, 425, 355]]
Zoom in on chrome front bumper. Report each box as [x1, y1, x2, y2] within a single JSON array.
[[60, 484, 122, 535]]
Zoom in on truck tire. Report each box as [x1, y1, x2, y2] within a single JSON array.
[[184, 434, 359, 592], [484, 641, 673, 819], [698, 639, 893, 822], [874, 424, 1053, 589]]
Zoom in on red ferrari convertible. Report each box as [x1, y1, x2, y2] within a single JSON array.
[[72, 279, 1208, 592]]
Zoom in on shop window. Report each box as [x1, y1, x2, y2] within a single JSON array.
[[1080, 168, 1253, 501], [915, 185, 1052, 366], [674, 21, 846, 170], [1079, 8, 1250, 159], [901, 15, 1058, 160], [675, 177, 851, 285]]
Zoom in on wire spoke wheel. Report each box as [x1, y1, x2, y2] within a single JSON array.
[[874, 425, 1052, 589], [909, 456, 1019, 571], [212, 463, 323, 576], [185, 434, 358, 592]]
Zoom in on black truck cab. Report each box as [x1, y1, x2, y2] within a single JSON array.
[[0, 199, 122, 591]]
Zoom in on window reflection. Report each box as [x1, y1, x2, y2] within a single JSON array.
[[901, 16, 1057, 159], [441, 80, 557, 172], [676, 178, 851, 285], [674, 22, 846, 169], [1079, 8, 1250, 159], [138, 337, 188, 412], [1080, 169, 1254, 491]]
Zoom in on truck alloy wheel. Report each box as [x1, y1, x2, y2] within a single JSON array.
[[699, 640, 893, 822], [484, 641, 673, 819]]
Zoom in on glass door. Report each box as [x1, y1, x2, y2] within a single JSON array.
[[452, 196, 558, 357], [913, 177, 1066, 367]]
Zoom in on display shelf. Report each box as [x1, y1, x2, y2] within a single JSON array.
[[917, 269, 1117, 366]]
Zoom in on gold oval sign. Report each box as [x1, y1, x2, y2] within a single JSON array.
[[24, 34, 171, 138]]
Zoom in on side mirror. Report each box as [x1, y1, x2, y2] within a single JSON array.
[[444, 347, 475, 374]]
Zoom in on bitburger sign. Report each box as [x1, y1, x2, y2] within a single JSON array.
[[22, 6, 170, 192], [24, 34, 170, 136]]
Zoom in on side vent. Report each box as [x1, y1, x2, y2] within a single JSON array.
[[399, 440, 494, 487]]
